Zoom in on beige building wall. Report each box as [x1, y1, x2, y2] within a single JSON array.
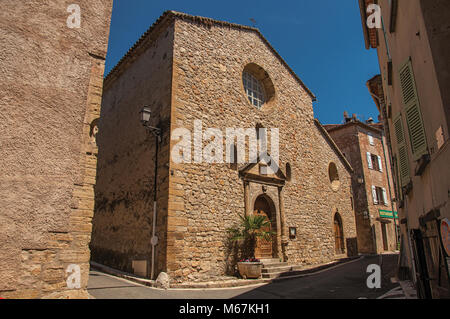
[[0, 1, 113, 298], [361, 0, 450, 298]]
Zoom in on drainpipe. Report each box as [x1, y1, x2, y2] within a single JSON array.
[[380, 132, 399, 247], [140, 107, 162, 280]]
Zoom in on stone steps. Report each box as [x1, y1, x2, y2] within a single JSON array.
[[261, 265, 293, 274], [260, 259, 293, 279]]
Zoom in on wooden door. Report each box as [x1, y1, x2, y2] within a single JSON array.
[[381, 223, 389, 251], [334, 214, 344, 254], [254, 209, 272, 259]]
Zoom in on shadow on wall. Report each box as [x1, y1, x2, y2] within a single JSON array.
[[346, 237, 358, 257]]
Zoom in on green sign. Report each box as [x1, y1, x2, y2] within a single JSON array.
[[379, 210, 398, 219]]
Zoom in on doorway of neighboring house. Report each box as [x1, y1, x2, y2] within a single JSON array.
[[411, 229, 433, 299], [334, 213, 345, 255], [253, 195, 275, 259], [381, 222, 389, 251]]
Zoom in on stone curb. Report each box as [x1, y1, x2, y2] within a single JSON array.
[[91, 256, 362, 290], [90, 261, 157, 288]]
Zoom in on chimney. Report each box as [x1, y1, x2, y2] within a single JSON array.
[[343, 111, 350, 123], [352, 114, 358, 122]]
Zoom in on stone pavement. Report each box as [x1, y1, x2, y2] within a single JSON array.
[[90, 256, 362, 289], [376, 280, 418, 299], [88, 254, 400, 299]]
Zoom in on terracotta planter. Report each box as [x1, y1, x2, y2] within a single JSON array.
[[237, 262, 262, 279]]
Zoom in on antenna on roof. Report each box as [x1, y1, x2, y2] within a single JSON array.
[[250, 18, 257, 28]]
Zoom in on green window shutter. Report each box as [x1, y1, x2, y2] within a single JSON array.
[[393, 156, 403, 201], [405, 101, 427, 160], [398, 144, 411, 187], [394, 115, 405, 145], [399, 59, 428, 160], [393, 115, 410, 187]]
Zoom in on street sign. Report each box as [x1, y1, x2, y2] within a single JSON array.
[[379, 209, 398, 219]]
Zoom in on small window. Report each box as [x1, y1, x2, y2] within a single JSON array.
[[229, 143, 238, 170], [368, 133, 375, 146], [389, 0, 398, 33], [367, 153, 383, 172], [372, 186, 388, 205], [243, 71, 265, 109], [286, 163, 292, 181], [371, 154, 380, 171]]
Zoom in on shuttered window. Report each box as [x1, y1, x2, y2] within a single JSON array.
[[399, 59, 428, 160], [367, 152, 373, 169], [394, 115, 410, 187], [372, 186, 388, 206], [377, 156, 383, 172], [368, 133, 375, 146], [372, 186, 378, 205], [382, 188, 388, 205]]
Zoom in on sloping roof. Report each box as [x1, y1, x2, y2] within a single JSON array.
[[314, 119, 354, 174], [104, 10, 316, 100], [323, 120, 383, 135]]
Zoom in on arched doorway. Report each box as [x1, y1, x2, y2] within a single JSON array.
[[334, 213, 345, 255], [253, 195, 275, 259]]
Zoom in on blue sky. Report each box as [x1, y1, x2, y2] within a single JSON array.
[[105, 0, 381, 124]]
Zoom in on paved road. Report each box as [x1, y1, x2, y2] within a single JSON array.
[[88, 254, 399, 299]]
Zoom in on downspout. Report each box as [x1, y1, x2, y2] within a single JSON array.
[[151, 134, 161, 280], [369, 92, 399, 247]]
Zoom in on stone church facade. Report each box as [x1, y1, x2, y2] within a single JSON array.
[[90, 11, 357, 284]]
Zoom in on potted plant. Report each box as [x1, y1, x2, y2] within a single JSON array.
[[227, 214, 275, 279]]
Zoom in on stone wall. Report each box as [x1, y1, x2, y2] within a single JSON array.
[[0, 0, 112, 298], [90, 19, 175, 278]]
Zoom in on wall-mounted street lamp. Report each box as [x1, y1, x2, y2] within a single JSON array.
[[140, 106, 162, 280], [140, 106, 162, 142]]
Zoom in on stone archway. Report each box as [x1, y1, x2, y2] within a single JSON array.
[[253, 194, 277, 259]]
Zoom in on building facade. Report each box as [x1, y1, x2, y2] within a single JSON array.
[[0, 1, 113, 298], [90, 11, 358, 284], [325, 116, 398, 254], [359, 0, 450, 298]]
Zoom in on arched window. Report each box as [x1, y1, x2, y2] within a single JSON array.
[[242, 63, 275, 110], [229, 143, 238, 170], [328, 162, 340, 191], [286, 163, 292, 181]]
